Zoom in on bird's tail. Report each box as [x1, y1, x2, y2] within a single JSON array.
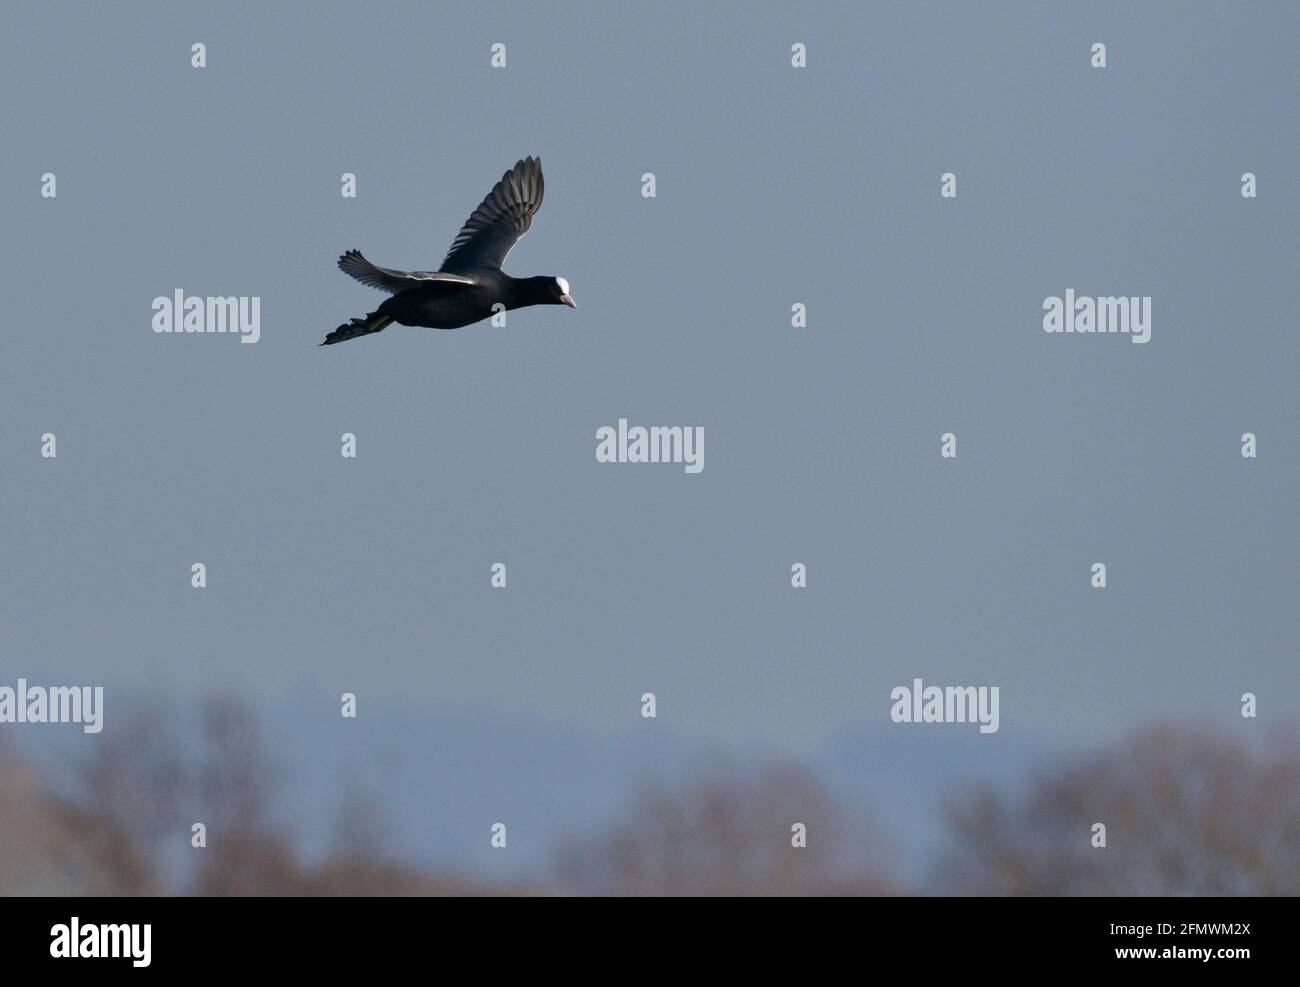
[[320, 310, 393, 346]]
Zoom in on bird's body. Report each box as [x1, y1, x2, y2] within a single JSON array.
[[322, 156, 574, 346], [377, 271, 561, 330]]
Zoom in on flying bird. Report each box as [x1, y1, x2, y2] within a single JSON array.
[[321, 156, 575, 345]]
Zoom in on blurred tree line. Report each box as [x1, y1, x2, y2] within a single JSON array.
[[1, 700, 1295, 896]]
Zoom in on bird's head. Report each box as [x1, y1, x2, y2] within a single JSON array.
[[550, 276, 577, 308]]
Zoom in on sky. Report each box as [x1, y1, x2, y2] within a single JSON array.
[[0, 0, 1295, 776]]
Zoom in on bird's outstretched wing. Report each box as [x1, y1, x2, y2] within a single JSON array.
[[439, 156, 544, 274], [338, 249, 475, 293]]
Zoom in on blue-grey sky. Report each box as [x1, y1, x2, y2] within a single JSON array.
[[1, 0, 1295, 770]]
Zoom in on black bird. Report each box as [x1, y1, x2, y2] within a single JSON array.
[[321, 156, 574, 345]]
